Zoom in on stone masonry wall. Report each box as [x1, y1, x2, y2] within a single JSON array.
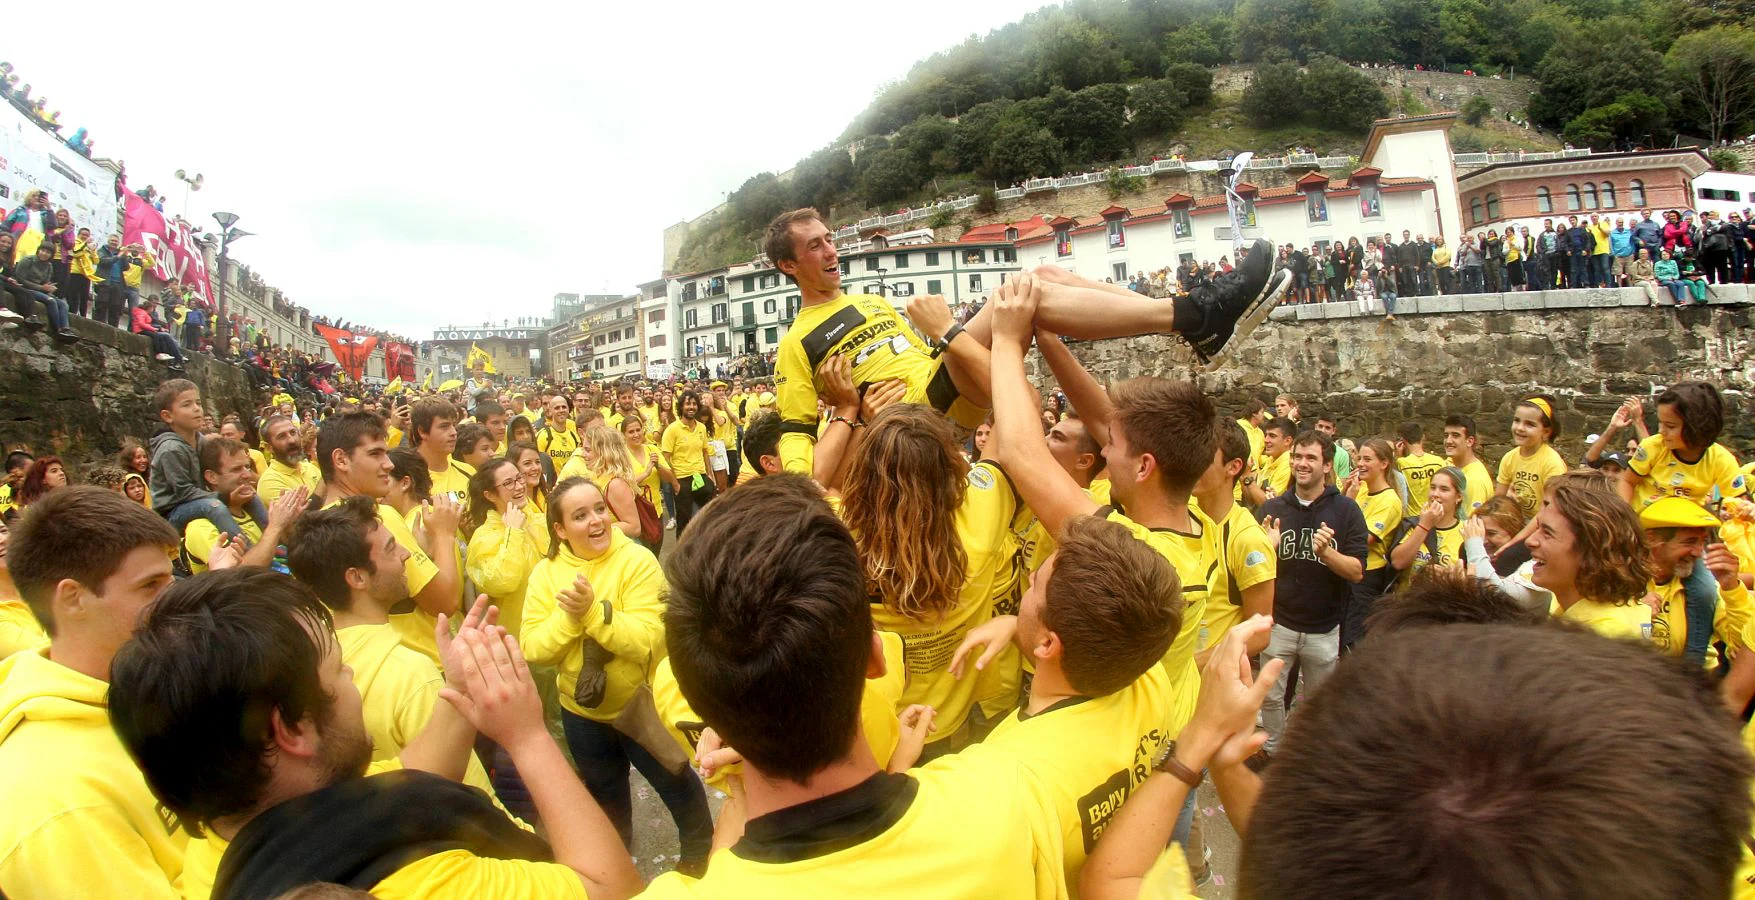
[[1028, 284, 1755, 465], [0, 316, 258, 467]]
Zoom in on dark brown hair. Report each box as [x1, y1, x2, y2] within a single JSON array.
[[1043, 516, 1182, 696], [1366, 566, 1545, 633], [9, 486, 178, 635], [762, 208, 827, 271], [1109, 377, 1217, 495]]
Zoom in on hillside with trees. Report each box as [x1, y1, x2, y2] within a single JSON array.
[[670, 0, 1755, 274]]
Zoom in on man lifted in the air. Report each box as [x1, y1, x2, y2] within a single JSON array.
[[765, 207, 1290, 477]]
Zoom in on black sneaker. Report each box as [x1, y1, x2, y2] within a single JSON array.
[[1181, 238, 1291, 366], [53, 328, 79, 343], [21, 315, 44, 329]]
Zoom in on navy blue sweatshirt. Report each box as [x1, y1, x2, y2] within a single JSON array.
[[1260, 485, 1368, 634]]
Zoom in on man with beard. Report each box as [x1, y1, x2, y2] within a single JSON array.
[[661, 389, 720, 536], [257, 415, 321, 505], [109, 567, 641, 900], [181, 438, 307, 574]]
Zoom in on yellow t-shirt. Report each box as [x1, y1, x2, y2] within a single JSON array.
[[1628, 435, 1747, 512], [257, 458, 320, 505], [536, 420, 580, 469], [1200, 501, 1277, 646], [1590, 220, 1612, 255], [776, 294, 972, 474], [1497, 444, 1568, 519], [428, 458, 475, 507], [1408, 518, 1467, 576], [0, 598, 47, 659], [1100, 505, 1215, 739], [521, 532, 666, 722], [1257, 451, 1291, 498], [641, 750, 1063, 899], [386, 425, 405, 448], [182, 510, 264, 575], [1551, 596, 1652, 641], [864, 461, 1018, 743], [626, 442, 666, 517], [1355, 487, 1405, 572], [1235, 419, 1265, 502], [981, 664, 1176, 889], [1648, 578, 1755, 665], [1456, 458, 1494, 514], [1397, 451, 1446, 511], [322, 498, 443, 666], [0, 649, 187, 900], [662, 419, 711, 479]]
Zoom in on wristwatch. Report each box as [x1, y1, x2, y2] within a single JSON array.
[[1152, 741, 1202, 788], [929, 321, 966, 359]]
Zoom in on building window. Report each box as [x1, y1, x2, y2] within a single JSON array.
[[1486, 193, 1500, 219], [969, 274, 984, 292], [1357, 186, 1380, 219], [742, 276, 755, 292], [648, 308, 665, 323], [594, 358, 604, 370], [763, 298, 776, 315], [715, 334, 727, 353], [687, 337, 699, 356], [608, 355, 619, 367], [1112, 263, 1128, 281], [839, 260, 850, 275], [1471, 197, 1484, 225], [893, 252, 909, 269], [891, 282, 914, 297], [927, 279, 942, 294], [998, 248, 1016, 262], [594, 334, 605, 346], [1600, 181, 1616, 208], [1056, 229, 1072, 257], [1305, 191, 1329, 224], [764, 327, 778, 345], [963, 248, 987, 264], [1537, 187, 1552, 213], [1583, 184, 1598, 209], [1107, 220, 1126, 248], [1173, 209, 1192, 239], [685, 309, 697, 328], [649, 334, 666, 348], [1566, 184, 1581, 211], [865, 257, 878, 271], [1631, 179, 1646, 207], [926, 251, 940, 266], [786, 295, 799, 318], [711, 303, 727, 323]]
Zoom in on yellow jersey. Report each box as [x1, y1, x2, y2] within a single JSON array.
[[662, 419, 712, 479], [536, 420, 581, 469], [1200, 501, 1277, 646], [776, 294, 981, 474], [1456, 458, 1493, 514], [1409, 519, 1466, 574], [864, 461, 1018, 744], [427, 458, 474, 507], [182, 509, 263, 575], [0, 598, 47, 660], [1498, 444, 1568, 519], [257, 458, 320, 505], [322, 498, 443, 666], [1235, 419, 1264, 502], [521, 530, 666, 723], [1397, 451, 1446, 510], [1354, 487, 1405, 572], [1628, 435, 1746, 512], [982, 664, 1176, 890], [1100, 504, 1214, 739], [1648, 577, 1755, 665], [1552, 596, 1651, 641], [642, 748, 1063, 899], [1258, 451, 1291, 498]]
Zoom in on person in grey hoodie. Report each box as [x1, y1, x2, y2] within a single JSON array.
[[148, 379, 266, 542]]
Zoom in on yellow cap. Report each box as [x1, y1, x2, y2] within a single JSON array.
[[711, 380, 728, 389], [758, 392, 776, 407], [1639, 496, 1720, 530]]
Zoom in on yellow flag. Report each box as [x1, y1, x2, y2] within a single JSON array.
[[467, 342, 497, 375], [386, 377, 404, 395], [421, 370, 434, 390]]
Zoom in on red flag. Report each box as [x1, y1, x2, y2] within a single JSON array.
[[315, 323, 379, 383]]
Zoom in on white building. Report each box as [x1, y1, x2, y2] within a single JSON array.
[[637, 278, 677, 380], [584, 294, 643, 380], [673, 268, 732, 373]]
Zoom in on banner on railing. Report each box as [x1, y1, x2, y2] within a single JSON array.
[[315, 323, 379, 383], [0, 109, 121, 247], [122, 190, 214, 305]]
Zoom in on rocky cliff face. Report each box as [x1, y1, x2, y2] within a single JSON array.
[[0, 317, 259, 466], [1028, 286, 1755, 464]]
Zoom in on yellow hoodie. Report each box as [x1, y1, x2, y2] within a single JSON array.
[[0, 597, 47, 659], [465, 508, 547, 640], [0, 648, 187, 899], [522, 530, 665, 722]]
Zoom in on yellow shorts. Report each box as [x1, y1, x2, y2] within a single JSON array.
[[899, 358, 987, 429]]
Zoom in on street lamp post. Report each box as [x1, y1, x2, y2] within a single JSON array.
[[212, 211, 253, 358]]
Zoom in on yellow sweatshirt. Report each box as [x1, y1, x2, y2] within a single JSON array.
[[0, 648, 187, 899], [465, 508, 547, 639], [0, 597, 47, 659], [522, 530, 666, 722]]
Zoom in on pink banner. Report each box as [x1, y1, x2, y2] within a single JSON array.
[[122, 191, 214, 305]]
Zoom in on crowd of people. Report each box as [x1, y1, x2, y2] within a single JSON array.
[[0, 62, 91, 157], [3, 208, 1755, 900]]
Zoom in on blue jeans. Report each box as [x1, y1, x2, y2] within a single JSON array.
[[1593, 254, 1612, 287], [561, 710, 713, 872], [165, 495, 268, 539], [10, 288, 67, 329], [1381, 291, 1397, 316], [1661, 280, 1689, 303], [1684, 557, 1718, 665], [1569, 255, 1590, 288]]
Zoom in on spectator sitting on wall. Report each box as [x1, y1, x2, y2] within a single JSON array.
[[131, 297, 185, 370]]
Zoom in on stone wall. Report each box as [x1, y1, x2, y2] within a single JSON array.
[[1029, 285, 1755, 464], [0, 317, 259, 467]]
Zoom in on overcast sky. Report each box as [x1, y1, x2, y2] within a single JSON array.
[[7, 0, 1051, 338]]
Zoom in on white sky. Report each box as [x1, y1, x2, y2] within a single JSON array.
[[7, 0, 1052, 338]]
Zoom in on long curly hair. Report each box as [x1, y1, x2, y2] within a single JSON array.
[[1548, 473, 1651, 605], [841, 405, 968, 621]]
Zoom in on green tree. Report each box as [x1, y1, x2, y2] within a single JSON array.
[[948, 99, 1014, 173], [1053, 84, 1130, 162], [1561, 92, 1669, 148], [1462, 95, 1494, 125], [1235, 0, 1335, 61], [1529, 19, 1662, 128], [1326, 0, 1391, 63], [857, 149, 924, 206], [893, 115, 958, 173], [1164, 62, 1215, 107], [729, 173, 789, 234], [1665, 26, 1755, 143], [982, 119, 1065, 184], [1302, 56, 1390, 131], [1241, 62, 1305, 125], [1162, 22, 1227, 67], [1034, 13, 1129, 91], [1128, 78, 1190, 141]]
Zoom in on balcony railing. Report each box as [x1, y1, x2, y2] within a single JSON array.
[[732, 313, 759, 330]]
